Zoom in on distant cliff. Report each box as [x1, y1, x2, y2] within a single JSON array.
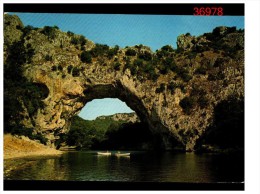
[[96, 112, 139, 123], [4, 14, 244, 151]]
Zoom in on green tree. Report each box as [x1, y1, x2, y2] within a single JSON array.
[[58, 65, 63, 71], [79, 35, 86, 46], [72, 67, 80, 77], [45, 54, 52, 61], [107, 45, 120, 59], [90, 44, 109, 57], [161, 45, 174, 52], [67, 65, 73, 74], [67, 31, 74, 36], [41, 26, 57, 40], [51, 65, 57, 71], [125, 48, 136, 56], [155, 83, 166, 93], [71, 37, 79, 45], [113, 62, 121, 70], [138, 51, 152, 61], [81, 51, 92, 63]]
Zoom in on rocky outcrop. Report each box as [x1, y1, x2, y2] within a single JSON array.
[[4, 15, 244, 151], [177, 33, 208, 52], [97, 113, 139, 123]]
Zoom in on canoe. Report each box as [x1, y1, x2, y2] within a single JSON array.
[[97, 152, 111, 156], [115, 152, 130, 157]]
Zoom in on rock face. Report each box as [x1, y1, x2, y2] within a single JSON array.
[[97, 113, 139, 123], [4, 15, 244, 151]]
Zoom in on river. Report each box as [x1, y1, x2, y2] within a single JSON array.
[[4, 150, 244, 184]]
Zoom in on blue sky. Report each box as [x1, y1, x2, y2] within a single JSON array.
[[11, 13, 244, 120], [12, 13, 244, 50], [78, 98, 134, 120]]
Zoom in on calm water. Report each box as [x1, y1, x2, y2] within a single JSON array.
[[4, 151, 244, 183]]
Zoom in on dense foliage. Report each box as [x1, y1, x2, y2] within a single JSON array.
[[4, 27, 48, 144], [61, 115, 155, 150], [41, 26, 59, 40], [197, 97, 244, 150], [93, 122, 154, 150], [71, 35, 87, 48], [179, 96, 196, 115], [61, 115, 123, 149], [80, 51, 92, 63]]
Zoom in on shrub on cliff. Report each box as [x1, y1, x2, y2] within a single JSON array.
[[67, 31, 74, 36], [180, 96, 196, 114], [58, 65, 63, 71], [177, 68, 192, 82], [198, 96, 209, 108], [22, 25, 37, 36], [51, 65, 57, 71], [79, 35, 86, 46], [71, 35, 87, 47], [157, 57, 177, 75], [161, 45, 174, 52], [71, 37, 79, 45], [80, 51, 92, 63], [67, 65, 73, 74], [72, 67, 80, 77], [125, 48, 136, 56], [138, 51, 152, 61], [5, 40, 35, 80], [156, 45, 174, 58], [167, 82, 176, 94], [107, 45, 119, 59], [195, 66, 207, 75], [113, 62, 121, 70], [90, 44, 109, 57], [133, 58, 144, 67], [45, 54, 52, 61], [155, 83, 166, 93], [41, 26, 57, 40]]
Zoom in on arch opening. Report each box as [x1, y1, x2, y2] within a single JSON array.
[[54, 82, 185, 151], [65, 98, 160, 150]]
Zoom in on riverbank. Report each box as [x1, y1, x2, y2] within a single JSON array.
[[4, 134, 63, 160]]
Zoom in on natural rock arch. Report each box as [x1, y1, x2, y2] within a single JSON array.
[[27, 66, 186, 150], [4, 14, 244, 151]]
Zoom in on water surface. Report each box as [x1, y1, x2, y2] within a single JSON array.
[[4, 151, 244, 183]]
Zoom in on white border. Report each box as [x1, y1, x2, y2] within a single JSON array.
[[1, 0, 260, 194]]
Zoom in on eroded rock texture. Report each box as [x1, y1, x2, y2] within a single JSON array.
[[4, 14, 244, 151]]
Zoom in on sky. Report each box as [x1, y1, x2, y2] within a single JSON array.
[[78, 98, 134, 120], [10, 13, 244, 120]]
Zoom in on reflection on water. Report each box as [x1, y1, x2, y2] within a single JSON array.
[[4, 151, 244, 183]]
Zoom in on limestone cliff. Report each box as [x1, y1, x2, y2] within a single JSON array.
[[4, 14, 244, 151], [96, 113, 139, 123]]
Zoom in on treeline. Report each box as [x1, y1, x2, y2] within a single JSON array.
[[57, 115, 155, 150]]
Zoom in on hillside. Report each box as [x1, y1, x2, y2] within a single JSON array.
[[62, 113, 150, 150]]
